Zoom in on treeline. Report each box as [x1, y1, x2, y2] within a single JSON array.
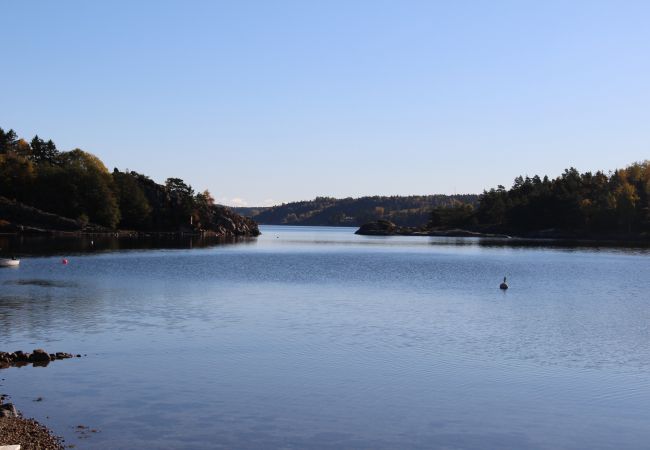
[[0, 127, 258, 235], [235, 195, 479, 227], [428, 163, 650, 237]]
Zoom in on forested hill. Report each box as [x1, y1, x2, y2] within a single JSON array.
[[233, 195, 479, 227], [356, 162, 650, 240], [470, 163, 650, 237], [0, 127, 259, 236]]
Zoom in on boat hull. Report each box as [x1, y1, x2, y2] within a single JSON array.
[[0, 259, 20, 267]]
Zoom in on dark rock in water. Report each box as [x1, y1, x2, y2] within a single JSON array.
[[0, 349, 77, 369], [0, 352, 12, 366], [355, 220, 399, 235], [14, 351, 29, 362], [0, 403, 18, 418], [30, 349, 51, 363]]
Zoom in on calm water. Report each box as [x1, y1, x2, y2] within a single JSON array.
[[1, 226, 650, 449]]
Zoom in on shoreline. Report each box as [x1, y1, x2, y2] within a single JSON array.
[[0, 350, 80, 449], [0, 414, 64, 450], [0, 228, 261, 238], [354, 221, 650, 246]]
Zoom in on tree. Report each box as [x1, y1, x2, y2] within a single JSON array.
[[614, 175, 639, 233], [165, 177, 195, 229], [0, 152, 35, 201], [194, 189, 216, 229], [30, 135, 59, 164], [165, 177, 194, 199], [52, 149, 121, 228], [0, 128, 18, 154], [113, 170, 152, 229], [13, 139, 32, 159]]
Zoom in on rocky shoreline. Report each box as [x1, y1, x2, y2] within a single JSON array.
[[1, 349, 79, 449], [0, 196, 261, 238], [355, 220, 511, 238], [355, 220, 650, 244]]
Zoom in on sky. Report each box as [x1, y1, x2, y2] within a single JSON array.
[[2, 1, 650, 206]]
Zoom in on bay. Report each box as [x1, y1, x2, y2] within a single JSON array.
[[1, 225, 649, 449]]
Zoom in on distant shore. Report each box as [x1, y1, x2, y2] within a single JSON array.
[[0, 228, 258, 238], [355, 220, 650, 245]]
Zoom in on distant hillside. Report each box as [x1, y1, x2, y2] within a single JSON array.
[[233, 195, 479, 227]]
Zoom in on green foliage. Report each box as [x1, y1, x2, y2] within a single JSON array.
[[474, 162, 650, 235], [194, 189, 215, 229], [165, 177, 195, 228], [428, 202, 475, 228], [55, 149, 121, 228], [0, 128, 18, 154], [30, 135, 59, 164], [0, 126, 227, 231], [0, 152, 36, 201], [112, 170, 152, 229]]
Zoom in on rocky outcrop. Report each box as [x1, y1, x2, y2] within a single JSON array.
[[0, 196, 84, 233], [207, 206, 260, 237], [0, 350, 78, 369], [0, 196, 260, 237], [355, 220, 401, 235]]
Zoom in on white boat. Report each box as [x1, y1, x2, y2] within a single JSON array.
[[0, 258, 20, 267]]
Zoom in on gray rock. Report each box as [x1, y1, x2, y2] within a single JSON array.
[[0, 403, 18, 418]]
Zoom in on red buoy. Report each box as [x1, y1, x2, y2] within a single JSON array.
[[62, 259, 68, 265]]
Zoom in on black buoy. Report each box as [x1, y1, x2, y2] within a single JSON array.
[[500, 276, 508, 290]]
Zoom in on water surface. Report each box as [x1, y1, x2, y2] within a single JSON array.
[[1, 226, 649, 449]]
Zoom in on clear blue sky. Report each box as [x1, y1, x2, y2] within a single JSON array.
[[3, 1, 649, 206]]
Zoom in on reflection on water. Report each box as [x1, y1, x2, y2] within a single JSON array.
[[3, 279, 79, 288], [0, 233, 257, 257], [1, 225, 650, 449]]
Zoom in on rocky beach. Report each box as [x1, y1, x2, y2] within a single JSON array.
[[0, 350, 79, 449]]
